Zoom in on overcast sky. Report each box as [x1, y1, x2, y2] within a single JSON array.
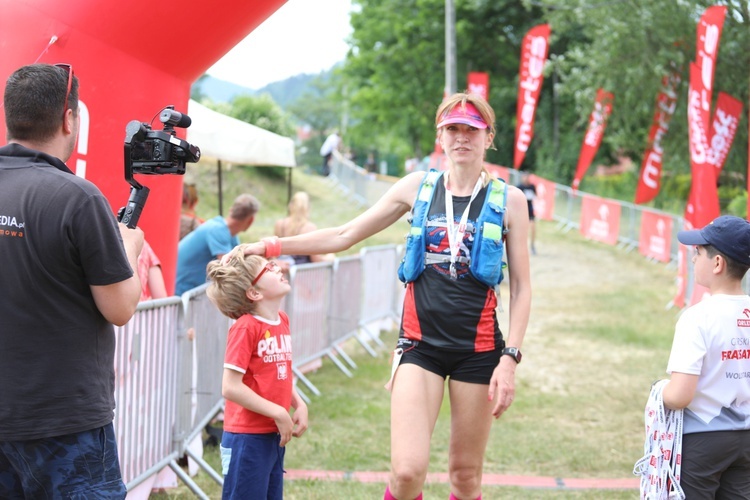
[[207, 0, 353, 89]]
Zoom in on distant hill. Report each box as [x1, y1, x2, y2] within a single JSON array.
[[193, 76, 255, 103], [192, 70, 333, 110]]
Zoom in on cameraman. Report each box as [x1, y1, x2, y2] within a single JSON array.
[[0, 63, 143, 498]]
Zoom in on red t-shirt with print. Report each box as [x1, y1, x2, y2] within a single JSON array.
[[223, 311, 293, 434]]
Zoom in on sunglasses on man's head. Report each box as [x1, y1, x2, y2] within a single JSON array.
[[251, 261, 280, 286], [54, 63, 73, 120]]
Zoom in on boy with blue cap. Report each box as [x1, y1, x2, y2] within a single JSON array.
[[661, 215, 750, 498]]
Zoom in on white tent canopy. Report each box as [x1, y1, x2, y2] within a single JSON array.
[[186, 99, 296, 168]]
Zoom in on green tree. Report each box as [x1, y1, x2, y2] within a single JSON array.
[[336, 0, 748, 210], [288, 72, 342, 135], [287, 72, 345, 169], [225, 93, 296, 138], [343, 0, 545, 171], [533, 0, 749, 204]]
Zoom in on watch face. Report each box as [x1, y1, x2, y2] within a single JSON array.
[[503, 347, 521, 363]]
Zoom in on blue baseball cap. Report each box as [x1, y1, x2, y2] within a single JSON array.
[[677, 215, 750, 266]]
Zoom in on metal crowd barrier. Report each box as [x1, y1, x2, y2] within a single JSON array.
[[328, 151, 394, 207], [114, 297, 182, 491], [510, 171, 750, 305], [115, 167, 747, 497], [113, 245, 403, 498]]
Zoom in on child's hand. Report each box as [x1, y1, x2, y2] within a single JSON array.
[[292, 402, 309, 438], [273, 407, 294, 447]]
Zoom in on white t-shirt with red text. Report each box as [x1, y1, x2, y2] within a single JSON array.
[[667, 294, 750, 434]]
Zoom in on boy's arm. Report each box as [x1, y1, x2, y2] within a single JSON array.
[[290, 387, 308, 438], [662, 372, 699, 410], [222, 368, 294, 445]]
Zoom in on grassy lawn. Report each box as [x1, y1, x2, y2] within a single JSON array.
[[151, 204, 679, 498]]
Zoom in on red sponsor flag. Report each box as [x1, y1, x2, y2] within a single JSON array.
[[579, 195, 621, 245], [484, 162, 510, 182], [695, 5, 726, 130], [531, 175, 555, 221], [467, 72, 489, 101], [671, 241, 688, 309], [572, 89, 614, 191], [707, 92, 743, 176], [638, 211, 673, 263], [690, 281, 711, 305], [513, 24, 551, 169], [634, 72, 681, 204], [680, 5, 726, 306], [685, 62, 720, 229]]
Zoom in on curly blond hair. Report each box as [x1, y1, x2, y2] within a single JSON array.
[[206, 248, 265, 319]]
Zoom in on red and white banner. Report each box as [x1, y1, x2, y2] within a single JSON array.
[[685, 62, 720, 229], [513, 23, 550, 170], [695, 5, 726, 130], [671, 243, 688, 309], [484, 162, 510, 182], [531, 175, 555, 221], [690, 281, 711, 305], [579, 195, 621, 246], [572, 89, 614, 191], [677, 5, 727, 308], [707, 92, 743, 175], [638, 211, 673, 263], [686, 4, 726, 228], [634, 72, 681, 204], [467, 72, 489, 101]]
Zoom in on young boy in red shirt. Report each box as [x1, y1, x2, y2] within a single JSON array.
[[206, 249, 308, 500]]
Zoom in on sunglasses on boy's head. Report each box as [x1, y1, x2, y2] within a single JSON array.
[[54, 63, 73, 120], [251, 261, 280, 286]]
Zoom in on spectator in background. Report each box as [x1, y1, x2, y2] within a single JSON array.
[[319, 129, 341, 176], [364, 152, 378, 173], [175, 193, 260, 295], [138, 240, 168, 301], [274, 191, 334, 266], [180, 183, 203, 240], [0, 63, 143, 498], [516, 171, 537, 255]]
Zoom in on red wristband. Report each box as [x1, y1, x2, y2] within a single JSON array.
[[262, 236, 281, 258]]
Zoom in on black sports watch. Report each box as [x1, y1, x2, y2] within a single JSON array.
[[501, 347, 522, 364]]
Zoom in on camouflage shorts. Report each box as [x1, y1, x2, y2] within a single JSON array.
[[0, 422, 126, 499]]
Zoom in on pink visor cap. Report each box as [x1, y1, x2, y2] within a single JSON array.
[[437, 102, 488, 129]]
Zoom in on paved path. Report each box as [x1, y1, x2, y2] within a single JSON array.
[[285, 469, 639, 491]]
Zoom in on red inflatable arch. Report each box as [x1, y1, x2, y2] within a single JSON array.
[[0, 0, 286, 293]]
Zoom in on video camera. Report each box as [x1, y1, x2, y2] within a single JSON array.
[[118, 106, 201, 228]]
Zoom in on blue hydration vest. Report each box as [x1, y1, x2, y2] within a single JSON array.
[[398, 169, 508, 288]]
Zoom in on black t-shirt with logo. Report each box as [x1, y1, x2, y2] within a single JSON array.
[[0, 144, 133, 440]]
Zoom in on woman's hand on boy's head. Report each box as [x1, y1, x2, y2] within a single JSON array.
[[220, 242, 265, 265]]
